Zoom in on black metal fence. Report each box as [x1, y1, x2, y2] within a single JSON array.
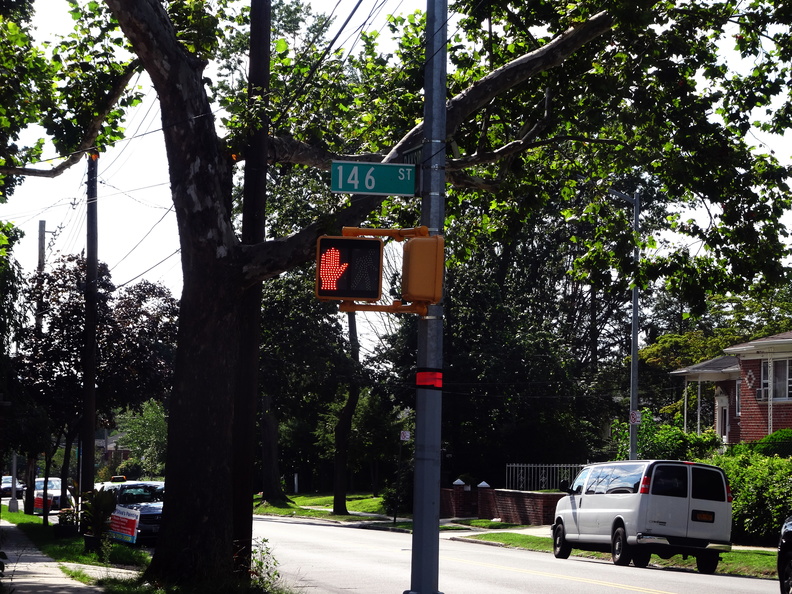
[[505, 463, 585, 491]]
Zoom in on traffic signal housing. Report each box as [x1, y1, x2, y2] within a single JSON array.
[[402, 235, 444, 304], [315, 236, 383, 301]]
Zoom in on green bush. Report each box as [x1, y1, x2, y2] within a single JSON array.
[[754, 428, 792, 457], [710, 450, 792, 545], [610, 408, 722, 461], [115, 458, 143, 480], [382, 463, 413, 517]]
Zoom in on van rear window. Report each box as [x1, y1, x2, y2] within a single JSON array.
[[651, 464, 687, 498], [691, 467, 726, 501]]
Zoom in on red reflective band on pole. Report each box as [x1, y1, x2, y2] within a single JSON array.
[[416, 369, 443, 389]]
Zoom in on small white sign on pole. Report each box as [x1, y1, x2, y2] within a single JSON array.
[[400, 430, 411, 441]]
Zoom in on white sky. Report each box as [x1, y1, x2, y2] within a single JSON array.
[[0, 0, 427, 299]]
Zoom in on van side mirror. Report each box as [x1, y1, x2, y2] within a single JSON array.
[[559, 479, 571, 494]]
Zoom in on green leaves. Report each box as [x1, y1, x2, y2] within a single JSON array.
[[116, 399, 168, 477], [712, 448, 792, 544]]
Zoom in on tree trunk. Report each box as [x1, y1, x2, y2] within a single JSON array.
[[332, 384, 359, 515], [333, 312, 361, 516], [145, 264, 243, 584], [259, 396, 287, 502], [106, 1, 242, 584], [60, 423, 79, 508], [23, 454, 35, 514]]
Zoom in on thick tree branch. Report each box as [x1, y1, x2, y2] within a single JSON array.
[[241, 11, 615, 283], [268, 136, 383, 169], [387, 11, 614, 159], [0, 60, 141, 178]]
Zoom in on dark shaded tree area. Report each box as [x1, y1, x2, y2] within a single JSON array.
[[257, 270, 405, 498], [1, 255, 177, 513]]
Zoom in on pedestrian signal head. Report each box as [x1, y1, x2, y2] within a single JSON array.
[[315, 236, 383, 301]]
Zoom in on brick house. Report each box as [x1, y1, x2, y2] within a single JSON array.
[[671, 331, 792, 444]]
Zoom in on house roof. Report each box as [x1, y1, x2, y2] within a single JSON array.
[[670, 355, 740, 380], [669, 332, 792, 381], [723, 331, 792, 355]]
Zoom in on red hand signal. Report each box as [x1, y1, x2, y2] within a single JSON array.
[[319, 247, 349, 290]]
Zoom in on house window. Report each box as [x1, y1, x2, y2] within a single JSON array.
[[761, 359, 792, 399]]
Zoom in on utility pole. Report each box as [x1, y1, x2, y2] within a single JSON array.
[[628, 192, 640, 460], [80, 152, 99, 507], [35, 221, 45, 334], [406, 0, 446, 592], [233, 0, 270, 577], [608, 188, 640, 460]]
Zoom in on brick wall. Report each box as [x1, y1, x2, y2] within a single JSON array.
[[440, 487, 453, 518], [738, 358, 792, 441], [440, 484, 563, 524], [484, 489, 565, 525], [440, 482, 477, 518]]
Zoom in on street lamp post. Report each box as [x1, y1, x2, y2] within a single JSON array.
[[608, 189, 640, 460]]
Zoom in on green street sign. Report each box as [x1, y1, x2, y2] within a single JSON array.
[[331, 161, 416, 196]]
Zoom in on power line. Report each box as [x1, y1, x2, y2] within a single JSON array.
[[115, 248, 181, 288], [273, 0, 366, 127], [110, 204, 175, 273]]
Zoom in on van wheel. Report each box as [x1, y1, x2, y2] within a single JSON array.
[[611, 526, 632, 566], [695, 552, 719, 574], [553, 523, 572, 559], [632, 549, 651, 568]]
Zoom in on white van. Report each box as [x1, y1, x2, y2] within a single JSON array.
[[552, 460, 732, 573]]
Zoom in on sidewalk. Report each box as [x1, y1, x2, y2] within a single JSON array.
[[0, 519, 140, 593]]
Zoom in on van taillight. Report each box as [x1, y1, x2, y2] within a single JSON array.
[[726, 482, 733, 503], [639, 475, 651, 494]]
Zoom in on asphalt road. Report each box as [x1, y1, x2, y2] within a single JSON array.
[[253, 516, 779, 594]]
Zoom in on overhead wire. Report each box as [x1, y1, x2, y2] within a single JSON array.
[[110, 204, 175, 273], [334, 0, 391, 57], [276, 0, 343, 94], [272, 0, 366, 128], [100, 85, 159, 178], [115, 248, 181, 289], [271, 0, 469, 157]]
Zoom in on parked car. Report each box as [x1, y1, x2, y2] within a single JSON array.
[[1, 476, 24, 498], [95, 480, 164, 544], [778, 516, 792, 593], [31, 477, 75, 511], [553, 460, 732, 574]]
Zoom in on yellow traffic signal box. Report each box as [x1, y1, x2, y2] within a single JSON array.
[[402, 235, 444, 304]]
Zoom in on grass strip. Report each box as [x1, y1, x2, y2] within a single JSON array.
[[1, 509, 150, 568], [466, 533, 778, 579]]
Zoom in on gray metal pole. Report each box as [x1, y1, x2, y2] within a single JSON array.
[[629, 192, 640, 460], [406, 0, 446, 592], [607, 189, 640, 460]]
